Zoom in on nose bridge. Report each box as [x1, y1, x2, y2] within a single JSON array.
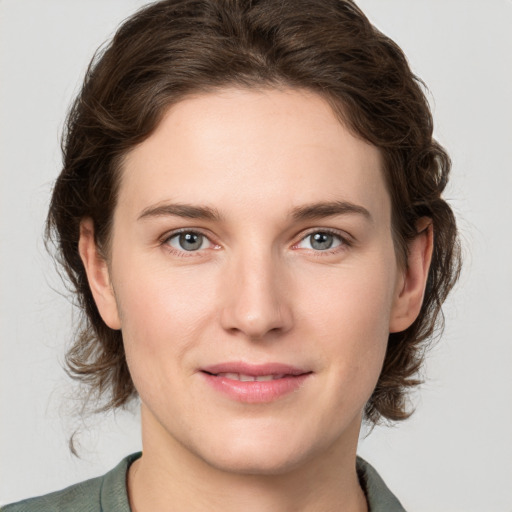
[[221, 241, 293, 339]]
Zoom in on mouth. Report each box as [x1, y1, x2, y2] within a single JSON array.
[[199, 362, 312, 403], [207, 372, 289, 382]]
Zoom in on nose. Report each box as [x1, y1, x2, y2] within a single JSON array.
[[220, 251, 294, 340]]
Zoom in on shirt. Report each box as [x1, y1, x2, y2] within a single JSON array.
[[2, 453, 406, 511]]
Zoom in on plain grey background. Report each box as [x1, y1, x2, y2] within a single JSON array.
[[1, 0, 511, 510]]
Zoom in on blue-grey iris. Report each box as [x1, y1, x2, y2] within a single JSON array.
[[310, 232, 334, 250], [179, 232, 203, 251]]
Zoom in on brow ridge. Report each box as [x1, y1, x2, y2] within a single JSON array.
[[290, 200, 371, 221], [138, 202, 222, 221], [137, 200, 370, 223]]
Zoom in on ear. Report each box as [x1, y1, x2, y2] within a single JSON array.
[[78, 218, 121, 330], [389, 217, 434, 333]]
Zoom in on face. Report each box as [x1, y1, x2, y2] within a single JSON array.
[[84, 87, 417, 475]]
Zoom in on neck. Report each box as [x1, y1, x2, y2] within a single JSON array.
[[128, 405, 368, 512]]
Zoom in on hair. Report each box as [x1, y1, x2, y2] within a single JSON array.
[[47, 0, 461, 424]]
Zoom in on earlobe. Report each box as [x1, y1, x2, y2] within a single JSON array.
[[78, 218, 121, 330], [389, 218, 434, 333]]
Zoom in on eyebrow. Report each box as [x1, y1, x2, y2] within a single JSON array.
[[290, 200, 372, 222], [137, 200, 371, 223], [138, 202, 222, 221]]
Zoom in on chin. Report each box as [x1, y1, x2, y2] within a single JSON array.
[[190, 424, 330, 477], [203, 445, 309, 476]]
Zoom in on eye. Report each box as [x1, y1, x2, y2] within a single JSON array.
[[296, 231, 345, 251], [166, 231, 212, 252]]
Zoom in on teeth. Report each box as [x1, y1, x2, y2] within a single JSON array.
[[254, 375, 273, 381], [221, 372, 239, 380], [216, 373, 285, 381]]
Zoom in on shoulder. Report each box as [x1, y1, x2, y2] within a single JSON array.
[[1, 476, 103, 512], [1, 453, 141, 512], [356, 456, 407, 512]]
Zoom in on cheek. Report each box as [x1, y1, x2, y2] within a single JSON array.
[[303, 256, 396, 329], [112, 261, 218, 373], [299, 255, 397, 381]]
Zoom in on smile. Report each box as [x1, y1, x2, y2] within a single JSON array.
[[214, 373, 287, 381], [200, 362, 312, 403]]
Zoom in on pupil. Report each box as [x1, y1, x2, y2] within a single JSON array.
[[179, 232, 202, 251], [311, 232, 333, 250]]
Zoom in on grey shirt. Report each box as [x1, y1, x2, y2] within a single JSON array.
[[2, 453, 406, 511]]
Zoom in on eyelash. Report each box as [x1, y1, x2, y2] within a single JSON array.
[[293, 228, 352, 255], [161, 229, 218, 258], [160, 228, 352, 257]]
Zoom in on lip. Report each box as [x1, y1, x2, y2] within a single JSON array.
[[199, 362, 312, 403]]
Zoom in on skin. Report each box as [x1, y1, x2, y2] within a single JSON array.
[[79, 87, 433, 512]]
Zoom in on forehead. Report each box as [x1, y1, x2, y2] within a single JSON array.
[[119, 87, 389, 223]]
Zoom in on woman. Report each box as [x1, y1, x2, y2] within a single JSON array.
[[3, 0, 460, 510]]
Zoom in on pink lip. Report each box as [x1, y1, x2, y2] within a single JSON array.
[[199, 362, 312, 404]]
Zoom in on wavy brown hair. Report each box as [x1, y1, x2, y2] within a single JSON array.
[[47, 0, 461, 424]]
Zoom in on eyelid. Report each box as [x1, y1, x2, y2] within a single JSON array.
[[160, 228, 220, 254], [158, 226, 352, 255], [160, 227, 214, 242], [292, 227, 353, 251]]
